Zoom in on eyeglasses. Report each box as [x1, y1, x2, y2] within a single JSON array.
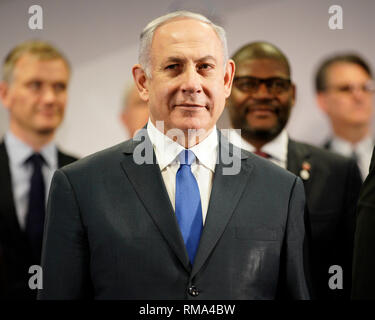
[[325, 81, 375, 95], [233, 76, 292, 95]]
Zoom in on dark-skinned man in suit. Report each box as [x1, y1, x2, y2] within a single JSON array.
[[39, 11, 311, 300], [226, 41, 362, 300], [0, 40, 77, 299]]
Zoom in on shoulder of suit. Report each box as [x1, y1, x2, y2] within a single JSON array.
[[59, 139, 133, 175], [246, 149, 298, 181], [289, 139, 355, 167]]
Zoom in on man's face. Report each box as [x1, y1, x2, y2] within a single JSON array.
[[135, 18, 234, 137], [121, 86, 149, 137], [0, 53, 69, 136], [228, 58, 295, 141], [318, 62, 373, 128]]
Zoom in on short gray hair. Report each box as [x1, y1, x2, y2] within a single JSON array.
[[138, 10, 228, 78], [2, 40, 70, 83]]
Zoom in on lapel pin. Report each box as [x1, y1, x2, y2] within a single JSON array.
[[299, 161, 311, 180]]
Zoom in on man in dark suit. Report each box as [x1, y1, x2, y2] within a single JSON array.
[[226, 42, 362, 299], [315, 54, 374, 181], [0, 40, 77, 299], [39, 11, 311, 300], [352, 146, 375, 299]]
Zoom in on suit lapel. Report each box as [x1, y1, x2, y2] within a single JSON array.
[[0, 142, 23, 239], [120, 135, 191, 272], [191, 134, 253, 278], [287, 139, 313, 193]]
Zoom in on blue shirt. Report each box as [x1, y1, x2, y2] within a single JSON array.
[[4, 131, 58, 230]]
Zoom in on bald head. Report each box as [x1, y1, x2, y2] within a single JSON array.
[[232, 42, 291, 77]]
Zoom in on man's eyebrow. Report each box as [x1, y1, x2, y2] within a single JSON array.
[[196, 55, 217, 63], [163, 56, 186, 64], [162, 55, 218, 64]]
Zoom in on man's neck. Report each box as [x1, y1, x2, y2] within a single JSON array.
[[9, 125, 55, 152], [332, 124, 370, 145]]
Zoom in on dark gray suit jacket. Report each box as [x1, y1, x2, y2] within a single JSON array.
[[0, 141, 77, 299], [39, 132, 311, 300], [288, 140, 362, 299]]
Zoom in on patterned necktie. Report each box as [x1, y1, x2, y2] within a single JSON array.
[[254, 149, 270, 159], [25, 153, 46, 264], [175, 149, 203, 264]]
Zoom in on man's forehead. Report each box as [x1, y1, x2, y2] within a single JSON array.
[[13, 54, 69, 78], [235, 58, 289, 77], [152, 18, 220, 50], [326, 62, 370, 83]]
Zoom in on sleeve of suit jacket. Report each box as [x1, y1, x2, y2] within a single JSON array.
[[277, 176, 311, 299], [38, 169, 93, 299], [352, 154, 375, 299]]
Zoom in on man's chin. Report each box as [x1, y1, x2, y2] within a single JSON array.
[[35, 124, 59, 135], [242, 125, 281, 141], [169, 117, 211, 132]]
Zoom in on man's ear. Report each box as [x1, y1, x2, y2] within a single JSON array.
[[290, 83, 296, 108], [132, 64, 149, 102], [223, 59, 235, 98], [0, 81, 11, 110]]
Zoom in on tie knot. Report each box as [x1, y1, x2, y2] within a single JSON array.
[[179, 149, 196, 166], [26, 153, 45, 168], [254, 150, 270, 159]]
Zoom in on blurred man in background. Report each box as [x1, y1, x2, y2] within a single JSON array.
[[0, 40, 77, 299], [315, 54, 375, 180], [120, 83, 149, 138], [226, 41, 362, 299]]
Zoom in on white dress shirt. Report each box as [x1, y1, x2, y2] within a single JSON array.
[[228, 129, 288, 169], [147, 119, 218, 225], [329, 135, 373, 180], [4, 131, 58, 230]]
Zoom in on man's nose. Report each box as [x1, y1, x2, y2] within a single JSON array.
[[180, 67, 202, 95], [40, 86, 57, 104], [252, 82, 272, 98]]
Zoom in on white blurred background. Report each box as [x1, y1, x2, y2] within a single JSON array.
[[0, 0, 373, 157]]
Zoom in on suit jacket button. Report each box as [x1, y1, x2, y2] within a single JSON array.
[[188, 286, 199, 297]]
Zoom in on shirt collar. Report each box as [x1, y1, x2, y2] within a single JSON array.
[[261, 130, 288, 163], [146, 119, 218, 172], [4, 131, 57, 168], [353, 135, 373, 154], [331, 135, 373, 156], [231, 129, 288, 163]]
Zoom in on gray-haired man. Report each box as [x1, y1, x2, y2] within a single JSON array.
[[39, 11, 311, 300]]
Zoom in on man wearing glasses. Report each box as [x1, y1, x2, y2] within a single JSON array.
[[315, 54, 375, 181], [226, 41, 362, 300]]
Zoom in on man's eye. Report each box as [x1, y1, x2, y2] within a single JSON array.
[[237, 80, 257, 90], [27, 81, 42, 91], [273, 80, 288, 90], [53, 83, 66, 92], [198, 64, 212, 70], [337, 85, 351, 92], [165, 64, 179, 70]]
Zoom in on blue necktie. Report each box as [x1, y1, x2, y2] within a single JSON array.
[[25, 153, 46, 264], [175, 150, 203, 264]]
